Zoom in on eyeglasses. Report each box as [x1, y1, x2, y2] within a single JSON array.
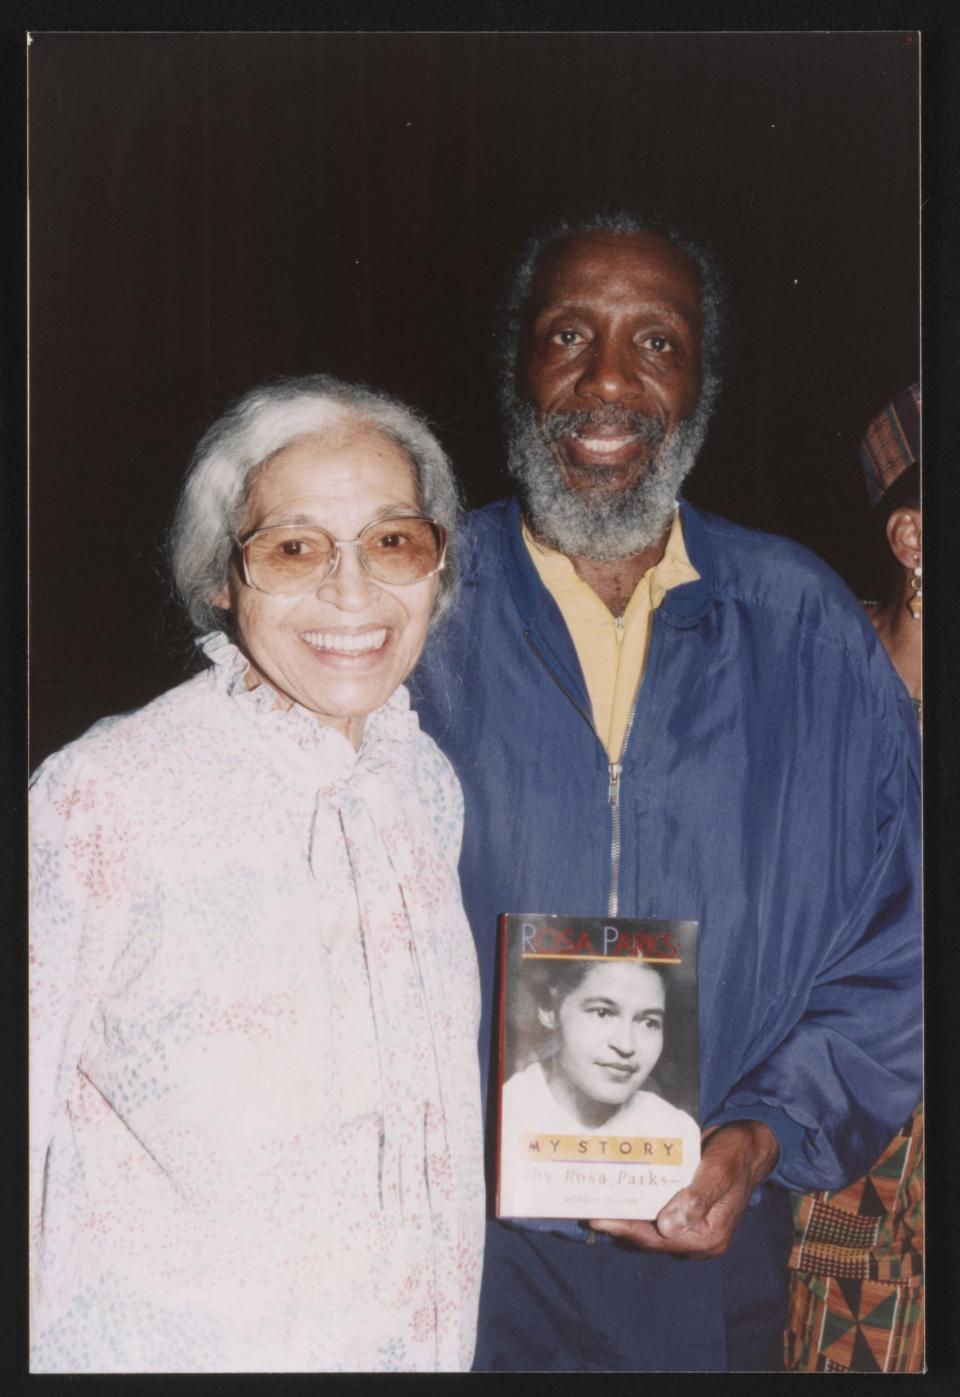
[[236, 516, 447, 596]]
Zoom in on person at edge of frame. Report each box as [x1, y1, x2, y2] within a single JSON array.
[[408, 210, 922, 1372], [785, 384, 924, 1374]]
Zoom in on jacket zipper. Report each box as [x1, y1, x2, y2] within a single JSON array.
[[524, 629, 641, 917]]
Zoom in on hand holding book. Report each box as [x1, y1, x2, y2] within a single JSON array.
[[589, 1119, 780, 1256]]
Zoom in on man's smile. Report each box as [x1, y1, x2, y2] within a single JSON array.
[[562, 431, 652, 471]]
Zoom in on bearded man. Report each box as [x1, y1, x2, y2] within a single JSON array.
[[410, 214, 921, 1372]]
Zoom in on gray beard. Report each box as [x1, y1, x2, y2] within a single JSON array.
[[505, 399, 712, 562]]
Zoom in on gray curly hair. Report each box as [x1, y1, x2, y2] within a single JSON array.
[[169, 374, 462, 636]]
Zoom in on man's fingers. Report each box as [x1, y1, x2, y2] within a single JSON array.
[[591, 1175, 742, 1256], [656, 1184, 709, 1237], [588, 1218, 662, 1247], [589, 1213, 708, 1256], [590, 1124, 778, 1257]]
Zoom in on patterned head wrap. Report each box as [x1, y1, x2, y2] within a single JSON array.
[[859, 383, 921, 506]]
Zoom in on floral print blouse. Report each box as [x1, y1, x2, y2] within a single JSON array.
[[29, 633, 484, 1372]]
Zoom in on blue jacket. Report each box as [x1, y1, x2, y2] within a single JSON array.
[[410, 495, 921, 1366]]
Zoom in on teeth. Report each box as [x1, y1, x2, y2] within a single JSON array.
[[575, 435, 638, 454], [302, 628, 387, 654]]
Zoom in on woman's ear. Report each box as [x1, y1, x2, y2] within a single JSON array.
[[537, 1006, 557, 1032], [886, 508, 922, 569], [213, 582, 232, 612]]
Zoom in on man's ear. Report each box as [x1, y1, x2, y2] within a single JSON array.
[[537, 1006, 557, 1031], [886, 508, 922, 569]]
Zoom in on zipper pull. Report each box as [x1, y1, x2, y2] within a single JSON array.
[[608, 761, 622, 807], [614, 614, 625, 643]]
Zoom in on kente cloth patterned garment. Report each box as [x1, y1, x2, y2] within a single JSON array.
[[785, 1102, 924, 1371], [29, 632, 484, 1373]]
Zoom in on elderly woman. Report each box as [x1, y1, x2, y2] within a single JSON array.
[[29, 375, 484, 1373]]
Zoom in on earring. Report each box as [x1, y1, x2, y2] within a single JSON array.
[[908, 553, 922, 621]]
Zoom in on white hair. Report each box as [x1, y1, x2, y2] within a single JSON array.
[[169, 374, 462, 635]]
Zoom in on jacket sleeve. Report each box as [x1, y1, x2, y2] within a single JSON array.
[[707, 683, 922, 1194], [29, 745, 136, 1284]]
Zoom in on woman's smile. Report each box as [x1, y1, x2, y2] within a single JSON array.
[[300, 625, 390, 658]]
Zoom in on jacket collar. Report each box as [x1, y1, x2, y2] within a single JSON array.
[[501, 492, 714, 647], [501, 497, 591, 708], [661, 498, 713, 627]]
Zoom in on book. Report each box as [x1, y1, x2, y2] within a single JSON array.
[[495, 914, 700, 1221]]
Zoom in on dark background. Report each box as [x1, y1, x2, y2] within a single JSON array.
[[28, 30, 920, 766]]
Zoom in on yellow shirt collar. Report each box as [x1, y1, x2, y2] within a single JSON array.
[[522, 510, 699, 758]]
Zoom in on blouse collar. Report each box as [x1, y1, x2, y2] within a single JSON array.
[[197, 631, 420, 781]]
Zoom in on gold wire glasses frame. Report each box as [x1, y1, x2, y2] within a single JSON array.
[[235, 515, 448, 596]]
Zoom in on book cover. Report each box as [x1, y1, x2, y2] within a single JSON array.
[[495, 914, 700, 1221]]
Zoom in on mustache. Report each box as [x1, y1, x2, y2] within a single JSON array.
[[540, 406, 666, 448]]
